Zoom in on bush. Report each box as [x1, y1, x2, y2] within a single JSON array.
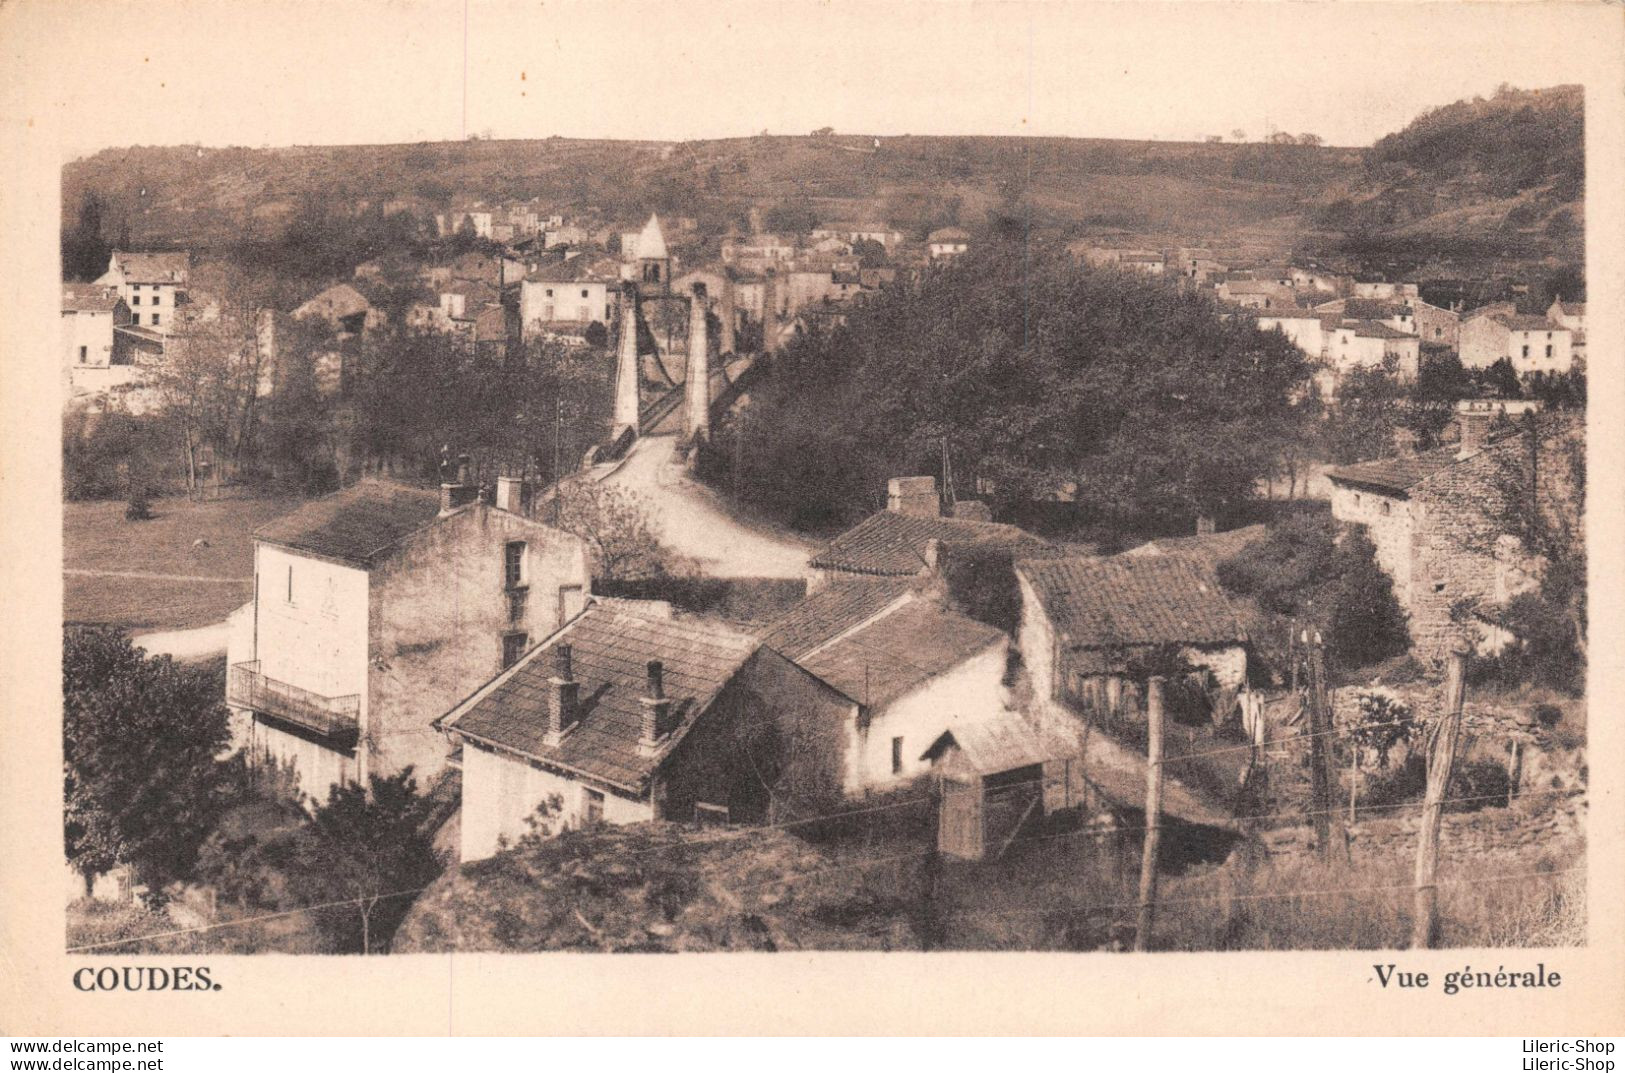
[[1448, 759, 1511, 812], [125, 491, 153, 521], [1532, 703, 1562, 729]]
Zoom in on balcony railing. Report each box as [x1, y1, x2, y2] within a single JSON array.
[[228, 661, 360, 745]]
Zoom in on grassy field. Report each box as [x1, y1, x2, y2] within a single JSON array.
[[63, 494, 299, 632]]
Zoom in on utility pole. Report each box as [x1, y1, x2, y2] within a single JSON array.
[[1412, 644, 1469, 949], [1304, 630, 1347, 862], [552, 395, 563, 527], [1134, 676, 1166, 952]]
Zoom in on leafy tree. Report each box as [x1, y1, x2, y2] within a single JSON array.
[[63, 627, 235, 900], [62, 192, 113, 282], [1327, 527, 1412, 667], [1218, 512, 1410, 672], [291, 770, 441, 953], [851, 238, 889, 268], [712, 243, 1308, 533], [1477, 357, 1523, 399], [548, 478, 690, 581], [1321, 365, 1404, 463]]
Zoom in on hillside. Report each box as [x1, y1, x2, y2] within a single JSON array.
[[63, 133, 1363, 259], [1304, 84, 1584, 280]]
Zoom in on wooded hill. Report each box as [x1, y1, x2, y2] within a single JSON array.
[[1304, 84, 1584, 280]]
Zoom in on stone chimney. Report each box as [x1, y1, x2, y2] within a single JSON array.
[[684, 282, 710, 441], [440, 454, 478, 514], [543, 644, 580, 744], [951, 500, 992, 522], [887, 476, 940, 517], [1195, 514, 1217, 536], [495, 475, 531, 515], [1456, 410, 1493, 459], [638, 659, 673, 754], [1392, 426, 1419, 458], [613, 284, 642, 435]]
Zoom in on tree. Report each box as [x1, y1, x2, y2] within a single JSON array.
[[291, 770, 441, 953], [1231, 129, 1247, 143], [1298, 133, 1325, 147], [62, 192, 113, 282], [1326, 526, 1411, 667], [549, 478, 690, 581], [63, 627, 235, 899], [851, 238, 889, 268], [714, 243, 1309, 533], [1321, 365, 1404, 463]]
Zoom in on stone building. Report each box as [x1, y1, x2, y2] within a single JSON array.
[[807, 476, 1052, 591], [438, 600, 852, 861], [1014, 552, 1249, 720], [225, 471, 591, 795], [95, 250, 190, 333], [1325, 414, 1582, 656], [1459, 312, 1573, 374]]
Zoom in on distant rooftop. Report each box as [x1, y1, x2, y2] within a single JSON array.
[[254, 479, 443, 566]]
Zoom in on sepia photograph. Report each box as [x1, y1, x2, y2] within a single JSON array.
[[4, 0, 1623, 1040]]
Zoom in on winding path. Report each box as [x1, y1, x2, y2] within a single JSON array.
[[600, 435, 816, 579]]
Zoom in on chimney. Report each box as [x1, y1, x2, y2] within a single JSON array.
[[638, 659, 672, 753], [951, 499, 992, 522], [440, 453, 478, 514], [887, 476, 940, 517], [495, 475, 531, 515], [543, 644, 580, 743], [1195, 514, 1217, 536], [1456, 410, 1492, 459]]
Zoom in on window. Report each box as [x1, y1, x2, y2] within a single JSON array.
[[1546, 345, 1554, 358], [150, 293, 160, 305], [503, 541, 526, 589], [1522, 345, 1530, 359], [131, 313, 139, 325], [132, 295, 141, 305], [1432, 582, 1447, 594], [891, 736, 904, 775], [545, 288, 554, 298], [501, 632, 528, 668], [151, 313, 160, 326], [78, 345, 87, 363], [581, 289, 589, 299], [584, 788, 605, 825], [1380, 501, 1391, 516]]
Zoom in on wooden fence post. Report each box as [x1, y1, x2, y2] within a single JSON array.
[[1304, 631, 1347, 861], [1134, 676, 1166, 952], [1412, 644, 1469, 949]]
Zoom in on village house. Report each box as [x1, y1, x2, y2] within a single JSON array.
[[808, 477, 1052, 591], [1014, 552, 1249, 722], [1216, 279, 1298, 310], [1352, 278, 1420, 300], [1459, 311, 1574, 374], [520, 256, 620, 338], [61, 283, 130, 375], [1319, 318, 1421, 391], [1325, 412, 1581, 656], [291, 282, 381, 336], [1254, 309, 1329, 359], [225, 469, 591, 795], [438, 600, 852, 861], [927, 227, 971, 261], [95, 250, 189, 333], [1289, 265, 1350, 295], [1546, 298, 1586, 362], [811, 222, 907, 252]]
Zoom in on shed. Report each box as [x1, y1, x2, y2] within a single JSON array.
[[921, 715, 1079, 861]]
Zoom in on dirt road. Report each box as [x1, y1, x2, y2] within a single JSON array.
[[601, 435, 816, 579]]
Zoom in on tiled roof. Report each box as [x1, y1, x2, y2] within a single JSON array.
[[62, 284, 121, 312], [254, 479, 443, 566], [1493, 313, 1561, 333], [1324, 447, 1461, 496], [110, 251, 189, 284], [798, 601, 1005, 708], [920, 712, 1074, 774], [811, 510, 1052, 577], [1016, 554, 1245, 649], [445, 603, 758, 791], [1125, 524, 1268, 571], [1342, 298, 1410, 320], [759, 578, 914, 660], [293, 283, 372, 320], [528, 256, 620, 284], [1351, 319, 1414, 340]]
